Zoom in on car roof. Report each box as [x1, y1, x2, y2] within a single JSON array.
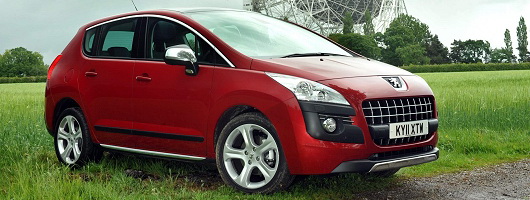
[[164, 7, 250, 14], [81, 8, 253, 31]]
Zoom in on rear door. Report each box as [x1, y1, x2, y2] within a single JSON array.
[[132, 17, 229, 157], [78, 17, 143, 148]]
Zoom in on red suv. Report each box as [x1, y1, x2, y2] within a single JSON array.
[[45, 8, 439, 193]]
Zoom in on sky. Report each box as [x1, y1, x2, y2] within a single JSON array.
[[406, 0, 530, 52], [0, 0, 529, 64]]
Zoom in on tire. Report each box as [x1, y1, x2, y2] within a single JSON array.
[[365, 168, 400, 178], [216, 112, 295, 193], [54, 107, 102, 168]]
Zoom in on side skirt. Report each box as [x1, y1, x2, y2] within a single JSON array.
[[99, 144, 206, 161]]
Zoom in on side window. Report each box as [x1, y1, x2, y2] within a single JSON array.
[[83, 28, 97, 56], [184, 33, 197, 52], [147, 18, 228, 66], [98, 18, 138, 58]]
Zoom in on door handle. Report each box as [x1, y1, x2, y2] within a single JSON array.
[[136, 75, 152, 82], [85, 71, 98, 77]]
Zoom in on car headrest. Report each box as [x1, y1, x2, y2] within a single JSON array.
[[108, 47, 131, 57], [154, 21, 178, 42]]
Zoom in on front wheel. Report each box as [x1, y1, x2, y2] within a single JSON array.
[[216, 112, 294, 193], [54, 107, 102, 167]]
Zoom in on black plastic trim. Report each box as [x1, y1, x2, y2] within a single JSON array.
[[299, 101, 355, 116], [299, 101, 363, 143], [331, 147, 439, 173], [94, 126, 204, 142]]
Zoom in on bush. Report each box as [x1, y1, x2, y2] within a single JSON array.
[[0, 76, 47, 84], [402, 63, 530, 73]]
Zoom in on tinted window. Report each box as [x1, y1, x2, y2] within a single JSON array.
[[147, 18, 228, 66], [83, 28, 97, 56], [99, 18, 138, 58], [102, 31, 134, 50]]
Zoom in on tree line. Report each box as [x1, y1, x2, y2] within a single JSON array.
[[0, 47, 47, 77], [330, 11, 529, 66], [2, 13, 528, 77]]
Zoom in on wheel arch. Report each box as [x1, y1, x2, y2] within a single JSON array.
[[207, 94, 304, 174], [213, 105, 263, 148], [52, 98, 81, 133]]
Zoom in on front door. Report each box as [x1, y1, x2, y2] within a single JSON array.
[[132, 18, 227, 157]]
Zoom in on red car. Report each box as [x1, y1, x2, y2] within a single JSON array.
[[45, 8, 439, 193]]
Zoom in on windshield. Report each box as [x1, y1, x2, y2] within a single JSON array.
[[186, 11, 353, 59]]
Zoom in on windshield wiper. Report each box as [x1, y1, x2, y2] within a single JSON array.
[[281, 52, 348, 58]]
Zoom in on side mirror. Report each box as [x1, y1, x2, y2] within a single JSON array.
[[164, 44, 199, 76]]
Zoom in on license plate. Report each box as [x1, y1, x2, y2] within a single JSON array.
[[389, 120, 429, 139]]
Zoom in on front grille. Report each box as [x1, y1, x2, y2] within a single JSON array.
[[362, 97, 435, 146], [362, 97, 434, 125]]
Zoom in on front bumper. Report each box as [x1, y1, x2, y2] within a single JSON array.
[[331, 147, 439, 173]]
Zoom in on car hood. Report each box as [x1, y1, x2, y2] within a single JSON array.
[[251, 56, 413, 81]]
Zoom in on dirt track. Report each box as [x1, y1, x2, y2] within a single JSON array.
[[120, 157, 530, 199], [358, 159, 530, 200]]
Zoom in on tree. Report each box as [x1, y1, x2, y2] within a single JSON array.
[[0, 47, 47, 77], [425, 35, 450, 64], [342, 12, 353, 34], [381, 14, 431, 66], [396, 44, 430, 65], [450, 39, 491, 63], [329, 33, 381, 59], [363, 10, 375, 36], [517, 17, 528, 62], [504, 29, 516, 62], [490, 48, 512, 63]]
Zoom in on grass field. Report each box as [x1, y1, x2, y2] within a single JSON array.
[[1, 70, 529, 199]]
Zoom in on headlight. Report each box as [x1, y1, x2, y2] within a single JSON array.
[[266, 72, 350, 105]]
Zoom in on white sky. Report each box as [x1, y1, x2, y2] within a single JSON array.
[[406, 0, 530, 50], [0, 0, 529, 64]]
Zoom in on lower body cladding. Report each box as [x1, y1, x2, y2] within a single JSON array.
[[332, 147, 439, 173], [296, 100, 439, 174]]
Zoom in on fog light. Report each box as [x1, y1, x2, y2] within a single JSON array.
[[322, 118, 337, 132]]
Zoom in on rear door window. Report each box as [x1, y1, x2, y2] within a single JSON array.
[[97, 18, 139, 58]]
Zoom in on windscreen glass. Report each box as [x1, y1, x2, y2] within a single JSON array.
[[187, 11, 352, 58]]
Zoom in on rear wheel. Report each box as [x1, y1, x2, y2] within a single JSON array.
[[216, 112, 294, 193], [54, 107, 101, 167]]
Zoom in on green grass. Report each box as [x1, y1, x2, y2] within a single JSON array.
[[401, 70, 530, 176], [1, 70, 529, 199], [402, 62, 530, 73]]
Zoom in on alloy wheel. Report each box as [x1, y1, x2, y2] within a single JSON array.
[[56, 115, 83, 164], [223, 124, 280, 189]]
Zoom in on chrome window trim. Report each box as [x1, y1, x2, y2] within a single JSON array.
[[85, 14, 235, 68], [100, 144, 206, 161]]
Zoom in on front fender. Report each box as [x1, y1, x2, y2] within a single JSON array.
[[206, 67, 304, 173]]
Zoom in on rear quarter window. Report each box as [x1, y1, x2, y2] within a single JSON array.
[[83, 28, 97, 56]]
